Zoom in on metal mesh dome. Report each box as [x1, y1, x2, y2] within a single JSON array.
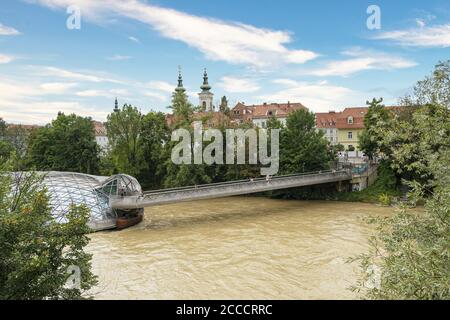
[[43, 172, 117, 230], [11, 172, 143, 231]]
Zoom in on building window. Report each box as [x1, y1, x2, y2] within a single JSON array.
[[347, 116, 353, 124], [348, 131, 353, 139]]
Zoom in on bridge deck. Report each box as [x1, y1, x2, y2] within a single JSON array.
[[111, 170, 352, 210]]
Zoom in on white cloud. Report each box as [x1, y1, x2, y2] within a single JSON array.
[[1, 100, 109, 124], [0, 54, 16, 64], [218, 76, 260, 93], [76, 88, 130, 98], [144, 91, 167, 102], [374, 23, 450, 47], [40, 82, 78, 93], [33, 66, 123, 83], [146, 81, 175, 93], [128, 36, 140, 43], [0, 23, 21, 36], [106, 54, 132, 61], [308, 48, 416, 77], [415, 19, 426, 28], [258, 79, 363, 112], [0, 77, 110, 124], [76, 89, 109, 97], [30, 0, 318, 68]]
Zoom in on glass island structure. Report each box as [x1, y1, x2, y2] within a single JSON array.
[[12, 172, 144, 231]]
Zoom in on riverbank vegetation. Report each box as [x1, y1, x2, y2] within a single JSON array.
[[337, 161, 400, 204], [0, 61, 448, 300], [350, 61, 449, 300], [0, 161, 97, 299]]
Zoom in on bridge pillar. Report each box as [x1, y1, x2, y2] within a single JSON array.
[[336, 180, 349, 193]]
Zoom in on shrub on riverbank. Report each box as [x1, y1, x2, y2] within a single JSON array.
[[337, 161, 401, 204], [349, 181, 449, 300], [350, 61, 450, 300], [0, 163, 97, 300]]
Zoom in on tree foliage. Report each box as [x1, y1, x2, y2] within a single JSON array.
[[350, 160, 449, 299], [139, 111, 170, 189], [0, 165, 97, 299], [27, 113, 99, 174], [351, 61, 450, 300], [359, 98, 391, 159], [105, 104, 144, 178], [401, 60, 450, 109], [170, 90, 195, 126], [280, 109, 333, 174]]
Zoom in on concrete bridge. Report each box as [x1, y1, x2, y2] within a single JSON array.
[[111, 170, 352, 210]]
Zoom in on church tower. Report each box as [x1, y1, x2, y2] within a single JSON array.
[[198, 68, 214, 111], [114, 97, 119, 112], [175, 66, 186, 93]]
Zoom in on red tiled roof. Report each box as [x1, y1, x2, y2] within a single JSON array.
[[315, 111, 338, 128], [7, 123, 41, 130], [336, 107, 368, 129], [92, 121, 107, 136], [165, 111, 232, 128], [231, 102, 308, 121]]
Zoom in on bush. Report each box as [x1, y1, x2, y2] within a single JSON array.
[[377, 193, 391, 206], [349, 183, 449, 299], [0, 168, 97, 299], [338, 161, 400, 203]]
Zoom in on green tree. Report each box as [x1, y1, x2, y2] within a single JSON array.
[[280, 109, 333, 174], [385, 104, 448, 185], [0, 119, 14, 163], [170, 89, 195, 126], [266, 116, 283, 129], [401, 60, 450, 109], [359, 98, 391, 159], [350, 62, 450, 300], [0, 165, 97, 299], [350, 152, 449, 300], [0, 140, 14, 162], [6, 124, 33, 158], [27, 113, 99, 174], [139, 111, 170, 189], [106, 104, 145, 178], [0, 118, 6, 136], [219, 96, 230, 115]]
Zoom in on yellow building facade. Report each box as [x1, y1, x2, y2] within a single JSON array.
[[336, 107, 368, 151], [337, 128, 364, 151]]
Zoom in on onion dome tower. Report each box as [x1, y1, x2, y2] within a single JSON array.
[[175, 66, 186, 93], [198, 68, 214, 111], [114, 97, 119, 112]]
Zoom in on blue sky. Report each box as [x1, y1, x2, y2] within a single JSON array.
[[0, 0, 449, 124]]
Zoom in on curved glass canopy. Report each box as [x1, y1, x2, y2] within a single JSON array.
[[12, 172, 143, 231]]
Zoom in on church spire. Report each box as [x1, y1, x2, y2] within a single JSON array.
[[198, 68, 214, 112], [200, 68, 211, 92], [175, 65, 186, 93], [114, 97, 119, 112]]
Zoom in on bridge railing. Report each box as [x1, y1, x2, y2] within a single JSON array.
[[143, 169, 348, 195]]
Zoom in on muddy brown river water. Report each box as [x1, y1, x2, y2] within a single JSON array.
[[87, 197, 394, 299]]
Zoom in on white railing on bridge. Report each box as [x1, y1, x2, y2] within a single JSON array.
[[111, 170, 352, 210]]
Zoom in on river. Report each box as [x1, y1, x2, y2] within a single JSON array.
[[87, 197, 394, 299]]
